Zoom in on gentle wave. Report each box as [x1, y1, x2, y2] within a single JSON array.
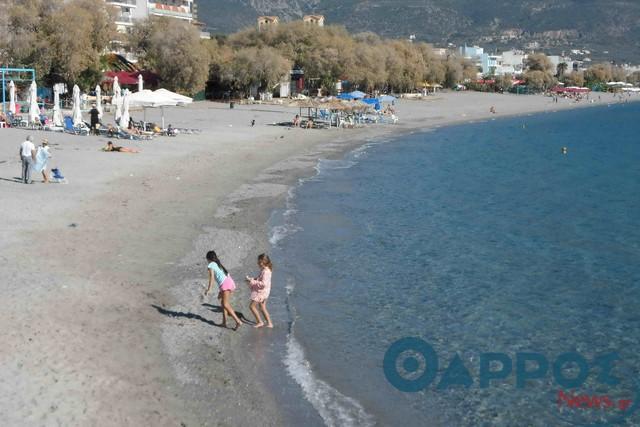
[[283, 279, 375, 427]]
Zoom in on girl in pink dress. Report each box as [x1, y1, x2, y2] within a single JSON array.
[[245, 254, 273, 328]]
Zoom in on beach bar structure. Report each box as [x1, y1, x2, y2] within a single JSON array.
[[1, 68, 36, 113]]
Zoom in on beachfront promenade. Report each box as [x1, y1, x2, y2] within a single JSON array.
[[0, 91, 635, 425]]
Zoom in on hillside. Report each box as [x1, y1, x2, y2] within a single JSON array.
[[197, 0, 640, 62]]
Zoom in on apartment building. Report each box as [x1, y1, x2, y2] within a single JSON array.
[[106, 0, 196, 33]]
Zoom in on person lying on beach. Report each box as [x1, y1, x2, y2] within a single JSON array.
[[102, 141, 139, 153], [204, 250, 242, 330], [245, 254, 274, 328]]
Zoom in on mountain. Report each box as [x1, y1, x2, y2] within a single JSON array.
[[196, 0, 640, 63]]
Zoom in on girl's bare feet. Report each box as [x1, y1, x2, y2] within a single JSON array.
[[266, 323, 274, 328], [233, 322, 242, 331], [254, 322, 264, 328]]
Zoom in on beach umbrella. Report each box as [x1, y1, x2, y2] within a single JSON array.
[[52, 85, 63, 127], [120, 89, 130, 129], [95, 85, 103, 119], [128, 89, 181, 129], [154, 88, 193, 104], [138, 74, 143, 92], [8, 81, 16, 114], [72, 84, 83, 126], [28, 81, 40, 124], [112, 76, 122, 124]]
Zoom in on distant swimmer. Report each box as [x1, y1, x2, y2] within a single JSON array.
[[561, 147, 568, 154]]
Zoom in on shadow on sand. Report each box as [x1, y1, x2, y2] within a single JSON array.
[[151, 304, 253, 328], [151, 304, 224, 328]]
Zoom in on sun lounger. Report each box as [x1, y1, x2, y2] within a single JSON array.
[[64, 116, 89, 135]]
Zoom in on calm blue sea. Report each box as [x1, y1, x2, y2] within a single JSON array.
[[262, 103, 640, 426]]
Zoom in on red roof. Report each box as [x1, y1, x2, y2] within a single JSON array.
[[104, 71, 138, 85]]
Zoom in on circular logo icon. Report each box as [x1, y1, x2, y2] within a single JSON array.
[[383, 337, 438, 392]]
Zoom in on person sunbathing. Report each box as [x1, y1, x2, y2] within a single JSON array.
[[102, 141, 139, 153]]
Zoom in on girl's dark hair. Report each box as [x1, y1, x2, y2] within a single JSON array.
[[258, 253, 273, 270], [206, 250, 228, 275]]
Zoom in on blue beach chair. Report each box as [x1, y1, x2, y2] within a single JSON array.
[[64, 116, 89, 136]]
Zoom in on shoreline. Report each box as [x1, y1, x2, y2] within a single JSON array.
[[0, 92, 637, 425]]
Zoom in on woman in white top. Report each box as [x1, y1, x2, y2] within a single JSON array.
[[33, 139, 51, 183]]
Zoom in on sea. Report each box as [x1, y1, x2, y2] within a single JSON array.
[[253, 102, 640, 427]]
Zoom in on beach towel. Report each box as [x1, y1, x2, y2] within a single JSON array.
[[33, 147, 49, 173]]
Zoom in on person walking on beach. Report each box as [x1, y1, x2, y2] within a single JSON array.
[[33, 139, 51, 183], [245, 254, 273, 328], [19, 135, 36, 184], [204, 250, 242, 330]]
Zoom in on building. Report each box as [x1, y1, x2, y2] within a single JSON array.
[[459, 45, 484, 60], [105, 0, 196, 33], [105, 1, 198, 62], [501, 50, 527, 74], [481, 53, 503, 75], [303, 15, 325, 27], [147, 1, 196, 23], [432, 47, 449, 57], [257, 16, 280, 31], [106, 0, 142, 32]]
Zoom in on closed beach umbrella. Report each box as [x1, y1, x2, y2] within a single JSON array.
[[8, 81, 16, 114], [28, 81, 39, 124], [95, 85, 103, 119], [138, 74, 143, 92], [72, 84, 83, 126], [52, 85, 63, 127], [120, 89, 130, 129], [112, 76, 122, 124]]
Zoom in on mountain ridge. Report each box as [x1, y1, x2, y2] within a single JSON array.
[[197, 0, 640, 62]]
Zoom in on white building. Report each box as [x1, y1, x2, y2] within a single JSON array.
[[481, 53, 502, 75], [501, 50, 526, 74], [106, 0, 196, 33], [459, 45, 484, 59]]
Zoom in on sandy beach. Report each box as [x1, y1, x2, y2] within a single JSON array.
[[0, 91, 634, 426]]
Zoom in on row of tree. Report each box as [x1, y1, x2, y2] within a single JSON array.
[[1, 0, 637, 96]]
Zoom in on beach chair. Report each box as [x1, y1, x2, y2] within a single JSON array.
[[64, 116, 89, 136], [50, 168, 67, 184]]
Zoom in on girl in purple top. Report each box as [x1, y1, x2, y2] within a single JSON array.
[[245, 253, 274, 328], [204, 250, 242, 330]]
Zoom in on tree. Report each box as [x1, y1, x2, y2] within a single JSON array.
[[495, 74, 513, 91], [564, 71, 585, 87], [48, 0, 117, 89], [584, 63, 612, 86], [3, 0, 115, 89], [221, 46, 291, 95], [526, 53, 554, 73], [525, 53, 556, 91], [556, 62, 568, 80], [525, 70, 554, 91], [131, 18, 210, 95]]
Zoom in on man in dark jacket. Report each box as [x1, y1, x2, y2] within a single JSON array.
[[89, 104, 100, 135]]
